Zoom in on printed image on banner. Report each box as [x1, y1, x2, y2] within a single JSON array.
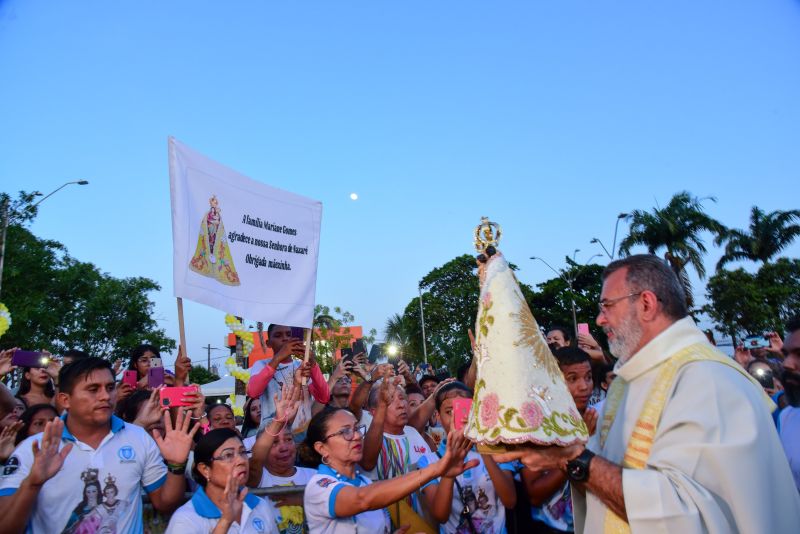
[[169, 137, 322, 327]]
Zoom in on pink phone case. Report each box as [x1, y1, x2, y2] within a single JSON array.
[[578, 323, 590, 336], [452, 398, 473, 431], [122, 370, 138, 387]]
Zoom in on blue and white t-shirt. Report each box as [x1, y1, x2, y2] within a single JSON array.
[[0, 415, 167, 534], [165, 486, 279, 534], [418, 442, 516, 534], [304, 465, 391, 534]]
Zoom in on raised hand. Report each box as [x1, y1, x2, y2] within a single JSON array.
[[43, 352, 61, 381], [174, 345, 192, 386], [379, 375, 403, 407], [28, 418, 73, 486], [765, 332, 784, 355], [0, 347, 19, 377], [274, 382, 301, 424], [396, 360, 415, 384], [431, 377, 457, 398], [437, 429, 479, 479], [220, 468, 247, 525], [152, 404, 200, 464], [116, 382, 135, 404], [133, 386, 165, 429], [181, 387, 206, 420], [0, 420, 23, 461], [274, 340, 306, 365]]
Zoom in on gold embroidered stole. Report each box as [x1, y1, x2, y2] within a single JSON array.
[[598, 343, 771, 534]]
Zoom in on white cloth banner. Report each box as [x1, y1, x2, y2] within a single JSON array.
[[168, 137, 322, 327]]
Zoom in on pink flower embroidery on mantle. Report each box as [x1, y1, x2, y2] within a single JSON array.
[[521, 400, 544, 429], [480, 392, 500, 427]]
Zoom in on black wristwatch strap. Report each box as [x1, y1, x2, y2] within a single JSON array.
[[566, 448, 595, 482]]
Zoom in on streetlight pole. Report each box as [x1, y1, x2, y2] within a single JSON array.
[[418, 286, 428, 364], [591, 213, 628, 261], [530, 253, 602, 340], [0, 180, 89, 298]]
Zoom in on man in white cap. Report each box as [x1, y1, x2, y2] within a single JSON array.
[[496, 254, 800, 533]]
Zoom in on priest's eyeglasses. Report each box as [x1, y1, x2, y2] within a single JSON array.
[[324, 424, 366, 442], [598, 292, 643, 313]]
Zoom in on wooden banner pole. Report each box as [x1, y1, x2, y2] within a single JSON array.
[[176, 297, 187, 354], [302, 327, 312, 386]]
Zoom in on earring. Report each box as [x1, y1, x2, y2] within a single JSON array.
[[321, 455, 330, 465]]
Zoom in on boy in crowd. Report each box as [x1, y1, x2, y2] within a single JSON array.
[[523, 347, 597, 533], [0, 357, 198, 533], [418, 381, 517, 533], [247, 324, 329, 430]]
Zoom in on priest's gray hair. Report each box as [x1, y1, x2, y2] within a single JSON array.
[[602, 254, 688, 320]]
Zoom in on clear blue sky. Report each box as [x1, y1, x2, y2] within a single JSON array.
[[2, 1, 799, 365]]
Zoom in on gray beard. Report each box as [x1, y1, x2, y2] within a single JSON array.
[[607, 308, 644, 363]]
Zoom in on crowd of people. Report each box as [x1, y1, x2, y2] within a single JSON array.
[[0, 253, 798, 533]]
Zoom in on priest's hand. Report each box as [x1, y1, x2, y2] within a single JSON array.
[[494, 443, 585, 472]]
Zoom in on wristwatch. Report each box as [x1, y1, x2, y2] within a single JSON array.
[[566, 448, 595, 482]]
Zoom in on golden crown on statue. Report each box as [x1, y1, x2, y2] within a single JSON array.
[[474, 216, 502, 254]]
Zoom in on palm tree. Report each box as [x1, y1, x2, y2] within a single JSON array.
[[618, 191, 726, 309], [715, 207, 800, 270], [384, 313, 411, 347]]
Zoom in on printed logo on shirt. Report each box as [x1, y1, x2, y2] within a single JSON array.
[[117, 445, 136, 463], [2, 455, 19, 476], [316, 477, 336, 488], [413, 445, 427, 453], [252, 517, 265, 532]]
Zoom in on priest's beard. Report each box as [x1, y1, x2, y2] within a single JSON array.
[[606, 307, 644, 363]]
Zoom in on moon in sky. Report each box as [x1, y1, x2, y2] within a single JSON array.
[[350, 193, 358, 200]]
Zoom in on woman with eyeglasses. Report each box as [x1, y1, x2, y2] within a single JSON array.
[[302, 407, 478, 534], [127, 344, 161, 390], [165, 428, 279, 533]]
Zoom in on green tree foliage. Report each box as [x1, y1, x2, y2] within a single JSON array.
[[312, 305, 376, 374], [619, 191, 726, 310], [400, 255, 479, 372], [1, 224, 175, 358], [189, 366, 220, 385], [714, 207, 800, 270], [383, 312, 415, 357], [704, 258, 800, 343], [397, 254, 554, 374], [526, 259, 606, 345]]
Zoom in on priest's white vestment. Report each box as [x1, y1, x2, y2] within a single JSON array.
[[573, 317, 800, 533]]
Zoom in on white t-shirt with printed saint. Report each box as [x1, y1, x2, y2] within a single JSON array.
[[0, 415, 167, 534], [304, 466, 391, 534], [165, 485, 279, 534], [418, 443, 516, 534]]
